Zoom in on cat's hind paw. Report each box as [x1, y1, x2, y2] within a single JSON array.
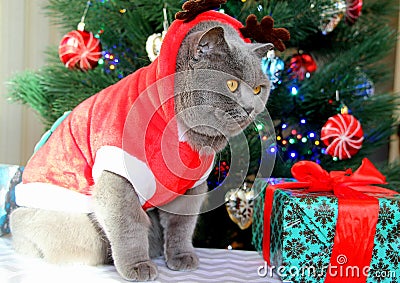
[[166, 251, 199, 271], [117, 260, 158, 281]]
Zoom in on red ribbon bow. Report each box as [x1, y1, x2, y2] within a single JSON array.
[[262, 158, 397, 283]]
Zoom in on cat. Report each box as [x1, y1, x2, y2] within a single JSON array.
[[10, 11, 271, 281]]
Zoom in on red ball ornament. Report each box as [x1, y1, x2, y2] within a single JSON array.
[[321, 113, 364, 160], [59, 30, 102, 71], [289, 54, 317, 81], [346, 0, 363, 24]]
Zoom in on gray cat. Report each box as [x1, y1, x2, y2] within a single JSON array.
[[10, 12, 271, 281]]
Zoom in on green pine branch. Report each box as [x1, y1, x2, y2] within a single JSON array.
[[6, 0, 400, 181]]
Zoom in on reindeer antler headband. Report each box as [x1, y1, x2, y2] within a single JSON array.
[[175, 0, 290, 51], [175, 0, 226, 22], [240, 14, 290, 52]]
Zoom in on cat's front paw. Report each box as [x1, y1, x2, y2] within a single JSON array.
[[166, 251, 199, 271], [117, 260, 158, 281]]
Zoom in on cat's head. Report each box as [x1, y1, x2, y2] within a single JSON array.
[[174, 22, 272, 153]]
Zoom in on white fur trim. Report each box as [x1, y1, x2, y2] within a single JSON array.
[[16, 146, 213, 213], [92, 146, 157, 205], [15, 182, 93, 213], [192, 156, 215, 188], [177, 120, 188, 142]]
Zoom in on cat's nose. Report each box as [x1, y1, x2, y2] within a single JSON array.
[[244, 107, 254, 115]]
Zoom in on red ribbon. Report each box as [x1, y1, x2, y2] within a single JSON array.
[[262, 158, 398, 283]]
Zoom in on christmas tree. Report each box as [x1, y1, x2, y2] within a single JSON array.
[[7, 0, 400, 250]]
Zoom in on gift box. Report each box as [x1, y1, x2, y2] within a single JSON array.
[[253, 159, 400, 283], [252, 177, 296, 252], [0, 165, 23, 236]]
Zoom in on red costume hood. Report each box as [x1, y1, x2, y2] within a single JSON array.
[[17, 11, 249, 212]]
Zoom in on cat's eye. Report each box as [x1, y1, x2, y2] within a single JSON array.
[[253, 85, 262, 95], [227, 80, 239, 92]]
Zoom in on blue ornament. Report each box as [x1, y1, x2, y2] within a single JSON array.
[[261, 50, 284, 90], [354, 74, 374, 98]]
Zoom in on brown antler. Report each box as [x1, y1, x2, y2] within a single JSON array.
[[175, 0, 227, 22], [240, 14, 290, 52]]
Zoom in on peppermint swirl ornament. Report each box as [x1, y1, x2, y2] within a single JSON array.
[[321, 113, 364, 160], [58, 1, 102, 71], [59, 29, 102, 71]]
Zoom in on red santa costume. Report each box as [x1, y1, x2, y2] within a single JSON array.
[[16, 11, 249, 213]]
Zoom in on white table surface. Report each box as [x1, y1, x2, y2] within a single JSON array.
[[0, 236, 282, 283]]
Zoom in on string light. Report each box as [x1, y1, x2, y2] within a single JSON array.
[[102, 48, 122, 74], [274, 117, 328, 163]]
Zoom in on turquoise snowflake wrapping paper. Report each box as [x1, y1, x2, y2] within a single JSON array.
[[252, 178, 400, 283], [0, 165, 23, 236]]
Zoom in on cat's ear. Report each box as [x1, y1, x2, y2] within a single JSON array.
[[252, 43, 274, 58], [196, 26, 227, 57]]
